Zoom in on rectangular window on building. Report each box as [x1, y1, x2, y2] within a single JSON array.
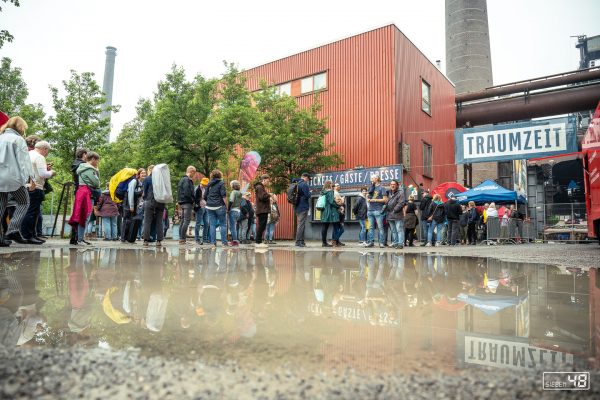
[[497, 161, 513, 189], [313, 72, 327, 91], [301, 77, 313, 94], [277, 82, 291, 96], [421, 80, 431, 115], [423, 142, 432, 178]]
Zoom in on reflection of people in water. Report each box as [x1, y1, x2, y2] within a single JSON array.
[[0, 253, 46, 347]]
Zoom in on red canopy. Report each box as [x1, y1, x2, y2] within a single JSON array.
[[431, 182, 466, 202]]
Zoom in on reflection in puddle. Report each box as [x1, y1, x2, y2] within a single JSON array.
[[0, 248, 596, 375]]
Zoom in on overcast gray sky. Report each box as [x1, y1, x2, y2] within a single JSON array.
[[2, 0, 599, 140]]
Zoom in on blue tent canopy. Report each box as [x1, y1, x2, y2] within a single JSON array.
[[456, 180, 527, 205]]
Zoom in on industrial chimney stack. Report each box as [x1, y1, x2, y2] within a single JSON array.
[[101, 46, 117, 133], [446, 0, 497, 185], [445, 0, 493, 94]]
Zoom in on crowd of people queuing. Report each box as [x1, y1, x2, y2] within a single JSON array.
[[1, 114, 525, 249], [292, 174, 526, 249], [0, 115, 283, 248]]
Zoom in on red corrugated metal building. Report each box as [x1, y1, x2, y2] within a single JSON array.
[[243, 24, 456, 240]]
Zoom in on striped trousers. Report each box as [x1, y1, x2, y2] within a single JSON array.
[[0, 186, 30, 237]]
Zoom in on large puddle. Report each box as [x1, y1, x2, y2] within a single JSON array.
[[1, 248, 597, 375]]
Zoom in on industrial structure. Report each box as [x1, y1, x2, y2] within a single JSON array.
[[243, 24, 456, 239], [445, 0, 500, 187], [101, 46, 117, 136]]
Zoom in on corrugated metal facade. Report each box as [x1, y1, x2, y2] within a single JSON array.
[[243, 25, 456, 239]]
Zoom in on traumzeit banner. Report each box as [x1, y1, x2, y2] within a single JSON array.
[[454, 116, 577, 164]]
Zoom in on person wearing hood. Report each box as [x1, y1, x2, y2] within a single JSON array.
[[0, 116, 36, 246], [203, 169, 228, 247], [95, 186, 119, 240], [68, 152, 100, 245], [444, 196, 462, 246], [253, 174, 273, 248]]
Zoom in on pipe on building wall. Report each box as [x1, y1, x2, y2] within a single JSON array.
[[456, 83, 600, 126], [456, 67, 600, 103]]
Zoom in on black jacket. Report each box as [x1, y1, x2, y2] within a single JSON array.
[[467, 208, 479, 224], [445, 199, 463, 220], [204, 179, 226, 208], [177, 176, 195, 204], [71, 158, 85, 191], [419, 194, 433, 220], [427, 201, 446, 223], [351, 196, 368, 220]]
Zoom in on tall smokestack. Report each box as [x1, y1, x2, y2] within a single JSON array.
[[101, 46, 117, 132], [446, 0, 496, 185], [445, 0, 493, 94]]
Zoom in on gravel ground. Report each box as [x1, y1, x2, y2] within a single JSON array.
[[1, 345, 598, 399], [1, 240, 598, 399]]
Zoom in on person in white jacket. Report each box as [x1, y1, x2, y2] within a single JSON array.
[[0, 116, 35, 246]]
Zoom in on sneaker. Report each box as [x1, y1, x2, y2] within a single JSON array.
[[425, 242, 432, 247], [255, 243, 268, 248], [322, 243, 332, 247], [398, 245, 404, 249]]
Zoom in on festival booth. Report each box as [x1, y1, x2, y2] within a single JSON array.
[[456, 180, 527, 205]]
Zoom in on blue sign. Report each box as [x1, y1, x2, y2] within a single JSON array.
[[308, 165, 403, 189], [455, 117, 578, 164]]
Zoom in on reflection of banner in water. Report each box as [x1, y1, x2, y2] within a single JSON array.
[[456, 331, 573, 370], [239, 151, 261, 193]]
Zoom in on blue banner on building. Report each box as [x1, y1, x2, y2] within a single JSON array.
[[308, 165, 403, 189], [455, 117, 578, 164]]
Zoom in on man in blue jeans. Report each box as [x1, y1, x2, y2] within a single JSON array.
[[366, 175, 388, 248]]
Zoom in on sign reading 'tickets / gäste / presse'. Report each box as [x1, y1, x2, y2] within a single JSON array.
[[455, 116, 578, 164]]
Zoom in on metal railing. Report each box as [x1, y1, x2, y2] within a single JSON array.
[[542, 202, 587, 242], [483, 217, 535, 245]]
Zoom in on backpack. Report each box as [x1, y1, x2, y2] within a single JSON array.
[[152, 164, 173, 203], [115, 176, 136, 200], [316, 194, 326, 211], [109, 168, 138, 203], [286, 182, 299, 205]]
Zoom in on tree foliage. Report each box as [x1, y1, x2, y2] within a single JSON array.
[[46, 70, 118, 175], [0, 0, 20, 49], [0, 57, 47, 134], [0, 56, 28, 115], [252, 85, 342, 193]]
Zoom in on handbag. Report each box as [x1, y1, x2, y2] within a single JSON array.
[[43, 180, 53, 194], [427, 204, 439, 222]]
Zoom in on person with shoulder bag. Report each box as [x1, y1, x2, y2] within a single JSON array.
[[425, 194, 445, 247], [385, 180, 406, 249]]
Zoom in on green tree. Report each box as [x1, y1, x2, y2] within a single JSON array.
[[46, 70, 118, 176], [0, 0, 19, 49], [0, 56, 28, 115], [137, 63, 262, 179], [100, 99, 149, 183], [253, 84, 342, 193], [0, 57, 48, 135]]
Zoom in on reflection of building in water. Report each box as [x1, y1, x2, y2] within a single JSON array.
[[0, 249, 593, 374]]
